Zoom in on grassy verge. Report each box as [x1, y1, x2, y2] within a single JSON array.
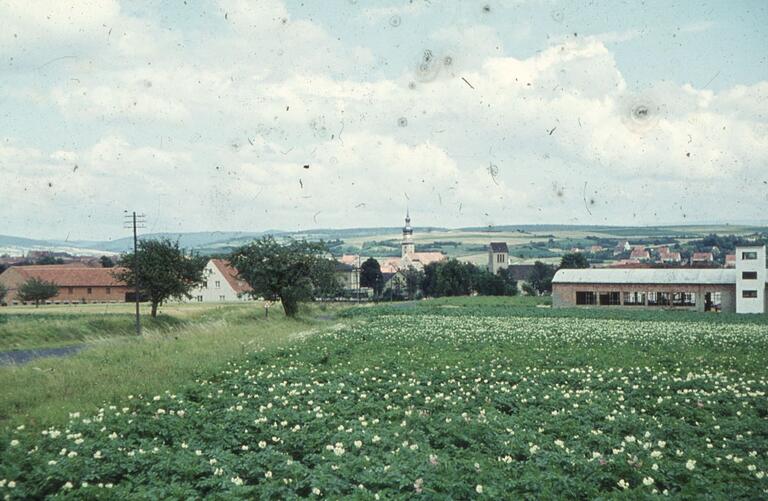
[[0, 302, 264, 351], [0, 302, 340, 431]]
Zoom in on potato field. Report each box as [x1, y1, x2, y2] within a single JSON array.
[[1, 309, 767, 499]]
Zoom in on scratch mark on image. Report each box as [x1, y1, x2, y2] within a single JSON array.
[[35, 55, 76, 70], [582, 181, 592, 216]]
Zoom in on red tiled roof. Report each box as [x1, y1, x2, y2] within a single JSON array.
[[2, 265, 126, 286], [210, 259, 252, 294], [411, 252, 446, 265], [339, 255, 362, 266], [379, 258, 401, 273], [692, 252, 714, 261]]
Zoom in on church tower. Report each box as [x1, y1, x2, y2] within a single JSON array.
[[401, 210, 415, 258]]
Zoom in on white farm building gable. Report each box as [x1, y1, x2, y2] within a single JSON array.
[[187, 259, 252, 302]]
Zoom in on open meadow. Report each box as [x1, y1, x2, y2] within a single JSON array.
[[1, 298, 766, 498]]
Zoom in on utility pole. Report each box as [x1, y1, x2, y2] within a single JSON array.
[[124, 211, 146, 335]]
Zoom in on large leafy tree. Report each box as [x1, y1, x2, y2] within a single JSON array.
[[475, 268, 518, 296], [496, 267, 519, 296], [403, 266, 424, 300], [114, 238, 206, 318], [435, 259, 473, 296], [230, 237, 337, 317], [17, 277, 59, 306], [359, 258, 384, 296], [422, 262, 440, 297], [527, 261, 556, 295], [559, 252, 589, 269]]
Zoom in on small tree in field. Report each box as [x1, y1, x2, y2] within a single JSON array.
[[114, 239, 207, 318], [559, 252, 589, 269], [17, 277, 59, 306], [0, 283, 8, 304], [526, 261, 556, 295], [230, 237, 338, 317], [359, 258, 383, 296]]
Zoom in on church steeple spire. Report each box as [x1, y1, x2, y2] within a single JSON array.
[[402, 210, 415, 257]]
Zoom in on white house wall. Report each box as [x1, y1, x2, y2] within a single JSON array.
[[735, 246, 767, 314], [187, 261, 249, 302]]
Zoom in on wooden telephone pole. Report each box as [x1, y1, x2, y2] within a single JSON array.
[[124, 211, 146, 335]]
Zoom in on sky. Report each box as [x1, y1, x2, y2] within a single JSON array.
[[0, 0, 767, 241]]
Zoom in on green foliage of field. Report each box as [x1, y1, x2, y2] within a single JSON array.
[[1, 303, 766, 498], [0, 303, 334, 431], [345, 296, 768, 325]]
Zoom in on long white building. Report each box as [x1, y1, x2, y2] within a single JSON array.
[[552, 245, 767, 314]]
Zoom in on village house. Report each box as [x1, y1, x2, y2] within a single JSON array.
[[186, 259, 252, 302], [629, 246, 650, 262], [691, 252, 715, 265], [552, 245, 767, 314], [657, 246, 682, 264], [381, 270, 408, 296], [0, 265, 129, 304], [334, 261, 363, 293], [613, 241, 631, 255]]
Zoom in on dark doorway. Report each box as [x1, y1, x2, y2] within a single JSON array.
[[704, 292, 712, 312]]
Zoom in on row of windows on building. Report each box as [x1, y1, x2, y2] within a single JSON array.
[[65, 287, 112, 294], [576, 291, 705, 306], [194, 295, 227, 302], [200, 281, 221, 289], [575, 290, 760, 306]]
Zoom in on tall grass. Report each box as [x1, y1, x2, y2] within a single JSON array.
[[0, 302, 275, 351]]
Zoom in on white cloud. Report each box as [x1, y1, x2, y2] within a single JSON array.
[[1, 0, 766, 237]]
